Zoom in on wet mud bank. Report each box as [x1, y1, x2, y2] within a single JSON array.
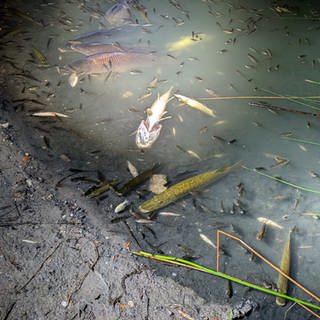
[[0, 99, 238, 319]]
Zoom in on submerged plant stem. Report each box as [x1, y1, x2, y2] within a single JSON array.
[[283, 136, 320, 147], [198, 95, 320, 101], [130, 250, 320, 312], [242, 165, 320, 195]]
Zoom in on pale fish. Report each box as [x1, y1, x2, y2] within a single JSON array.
[[166, 34, 210, 52], [70, 42, 125, 55], [257, 217, 283, 229], [135, 87, 173, 149], [69, 25, 151, 46], [174, 93, 216, 117]]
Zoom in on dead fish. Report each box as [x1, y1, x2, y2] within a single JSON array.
[[31, 111, 69, 118], [200, 233, 216, 248], [69, 51, 158, 74], [114, 199, 130, 213], [138, 162, 241, 214], [70, 42, 125, 55], [257, 217, 283, 229], [174, 93, 216, 117], [166, 34, 209, 52], [136, 87, 173, 149], [105, 0, 132, 26], [127, 160, 139, 177], [276, 229, 292, 306], [68, 51, 159, 86]]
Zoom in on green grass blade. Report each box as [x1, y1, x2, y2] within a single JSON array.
[[282, 136, 320, 147], [132, 250, 320, 311], [242, 165, 320, 195], [261, 88, 320, 111]]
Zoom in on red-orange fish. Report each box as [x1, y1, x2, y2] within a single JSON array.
[[68, 51, 159, 86]]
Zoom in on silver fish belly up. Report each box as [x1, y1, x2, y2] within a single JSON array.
[[135, 119, 162, 149]]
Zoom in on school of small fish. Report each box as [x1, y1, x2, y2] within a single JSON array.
[[2, 1, 319, 316]]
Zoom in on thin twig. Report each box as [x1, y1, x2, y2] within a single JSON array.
[[64, 239, 100, 307], [216, 230, 320, 303], [0, 221, 81, 227], [18, 240, 63, 292], [248, 101, 320, 117], [3, 301, 16, 320], [197, 95, 320, 101]]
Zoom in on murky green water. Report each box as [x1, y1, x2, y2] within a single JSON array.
[[1, 0, 320, 318]]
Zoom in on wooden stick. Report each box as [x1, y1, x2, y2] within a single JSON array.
[[216, 230, 320, 303]]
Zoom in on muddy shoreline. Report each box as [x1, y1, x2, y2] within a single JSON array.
[[0, 99, 242, 320]]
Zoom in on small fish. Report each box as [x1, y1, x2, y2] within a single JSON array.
[[187, 150, 202, 161], [68, 73, 78, 87], [32, 47, 49, 66], [138, 89, 152, 101], [85, 181, 114, 198], [261, 49, 272, 57], [148, 77, 158, 88], [138, 162, 240, 213], [130, 69, 142, 75], [136, 87, 173, 149], [131, 1, 150, 23], [276, 229, 292, 306], [247, 53, 258, 64], [22, 239, 39, 244], [200, 233, 216, 248], [114, 199, 130, 213], [31, 111, 69, 118], [257, 217, 283, 229], [174, 94, 216, 117], [166, 34, 209, 51], [223, 28, 234, 34], [8, 7, 43, 26], [205, 88, 217, 97], [216, 49, 227, 54], [127, 160, 139, 177], [158, 211, 180, 217]]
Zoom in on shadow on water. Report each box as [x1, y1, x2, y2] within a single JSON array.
[[1, 0, 320, 318]]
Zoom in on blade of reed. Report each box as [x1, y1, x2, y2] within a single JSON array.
[[131, 250, 320, 312], [242, 165, 320, 195]]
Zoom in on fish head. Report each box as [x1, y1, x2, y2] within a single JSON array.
[[136, 119, 162, 149]]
